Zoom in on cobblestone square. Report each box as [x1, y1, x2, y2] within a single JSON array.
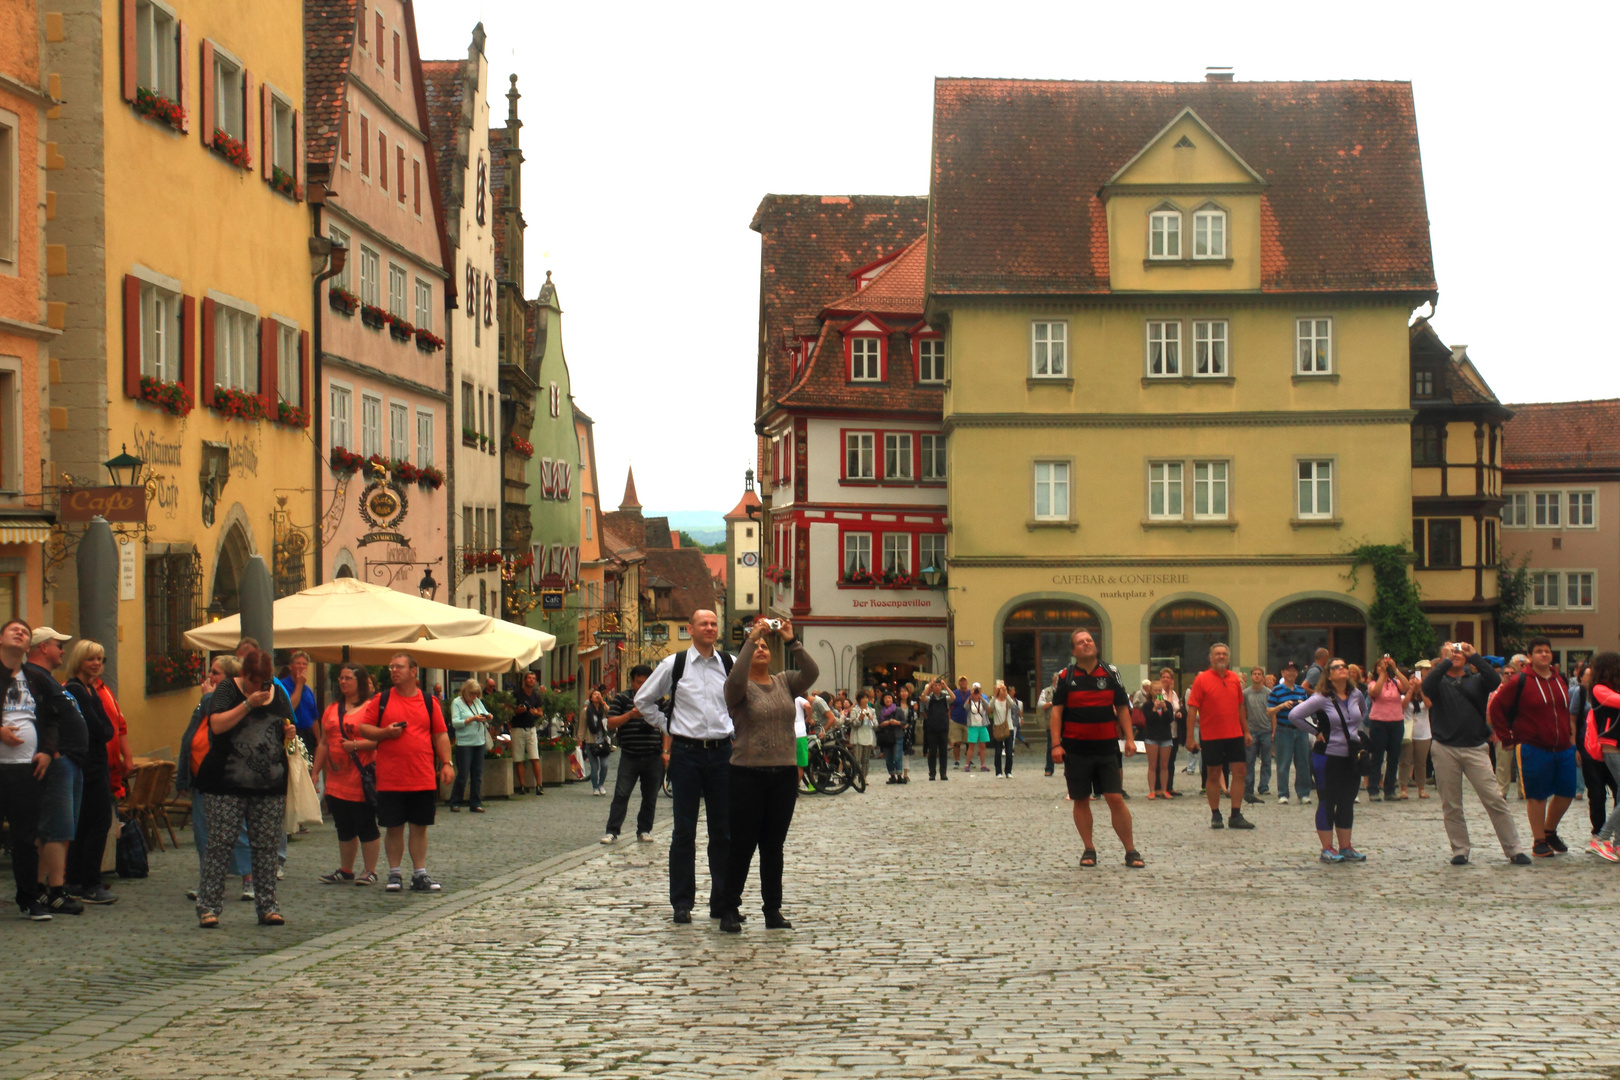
[[6, 758, 1619, 1079]]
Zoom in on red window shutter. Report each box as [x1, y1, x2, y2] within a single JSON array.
[[396, 146, 404, 203], [292, 109, 304, 197], [242, 69, 254, 167], [378, 134, 386, 190], [200, 40, 215, 146], [176, 21, 190, 132], [298, 330, 310, 417], [257, 317, 277, 412], [359, 114, 368, 175], [200, 298, 216, 405], [120, 0, 137, 103], [339, 102, 349, 161], [179, 294, 196, 397], [375, 14, 383, 56], [392, 32, 400, 81], [122, 274, 142, 398], [260, 82, 271, 180], [412, 159, 420, 215], [357, 2, 366, 48]]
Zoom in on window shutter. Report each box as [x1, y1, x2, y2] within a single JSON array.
[[357, 2, 366, 48], [393, 32, 400, 81], [179, 294, 196, 397], [122, 274, 142, 398], [120, 0, 137, 103], [298, 330, 310, 417], [339, 101, 349, 161], [200, 298, 216, 405], [260, 82, 271, 180], [292, 109, 304, 196], [257, 317, 277, 413], [412, 159, 420, 215], [242, 69, 254, 167], [176, 21, 190, 132], [200, 40, 215, 146], [359, 114, 368, 175], [396, 145, 404, 202]]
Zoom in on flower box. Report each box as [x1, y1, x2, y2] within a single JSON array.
[[763, 565, 791, 586], [414, 328, 444, 352], [360, 305, 388, 330], [416, 465, 444, 491], [211, 129, 251, 169], [270, 165, 301, 200], [210, 385, 266, 421], [390, 459, 421, 485], [389, 318, 415, 343], [462, 426, 479, 447], [146, 650, 204, 695], [274, 401, 310, 429], [329, 446, 364, 475], [328, 287, 359, 316], [138, 375, 193, 417], [840, 570, 877, 588], [134, 86, 186, 131]]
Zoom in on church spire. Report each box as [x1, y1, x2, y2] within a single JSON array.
[[619, 465, 642, 515]]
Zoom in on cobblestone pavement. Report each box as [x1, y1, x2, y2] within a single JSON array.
[[10, 753, 1620, 1080]]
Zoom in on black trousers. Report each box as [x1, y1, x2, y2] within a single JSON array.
[[605, 752, 663, 837], [924, 729, 950, 778], [1582, 746, 1617, 835], [722, 765, 798, 916], [667, 741, 730, 915], [67, 757, 113, 891], [0, 763, 41, 908], [1366, 720, 1404, 797], [992, 737, 1014, 775]]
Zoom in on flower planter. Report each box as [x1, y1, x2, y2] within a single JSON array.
[[415, 328, 444, 353], [538, 750, 568, 786], [442, 757, 514, 801], [211, 129, 251, 169], [360, 306, 387, 330], [328, 290, 358, 316], [134, 87, 186, 131]]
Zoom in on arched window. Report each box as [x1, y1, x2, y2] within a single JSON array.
[[1266, 599, 1366, 674], [1192, 205, 1226, 259], [1002, 600, 1104, 706], [1148, 600, 1231, 691], [1148, 207, 1181, 260]]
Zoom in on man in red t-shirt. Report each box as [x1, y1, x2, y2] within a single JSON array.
[[354, 652, 454, 892], [1186, 643, 1255, 830], [1049, 631, 1142, 868]]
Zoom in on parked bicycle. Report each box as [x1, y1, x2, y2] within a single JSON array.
[[800, 722, 864, 795]]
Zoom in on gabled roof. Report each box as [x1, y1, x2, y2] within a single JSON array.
[[1502, 400, 1620, 474], [823, 235, 927, 320], [302, 0, 358, 172], [642, 548, 719, 623], [1105, 106, 1267, 186], [930, 79, 1437, 297], [420, 59, 467, 216], [1409, 318, 1509, 416], [703, 553, 728, 589], [724, 489, 761, 521]]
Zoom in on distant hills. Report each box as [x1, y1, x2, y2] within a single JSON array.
[[651, 511, 725, 546]]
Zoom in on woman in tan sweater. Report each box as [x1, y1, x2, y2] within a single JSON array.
[[718, 617, 819, 933]]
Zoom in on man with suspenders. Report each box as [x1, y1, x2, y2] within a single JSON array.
[[633, 609, 736, 924]]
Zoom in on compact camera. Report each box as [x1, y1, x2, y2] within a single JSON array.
[[761, 618, 784, 631]]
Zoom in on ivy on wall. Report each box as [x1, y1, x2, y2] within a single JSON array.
[[1495, 555, 1533, 657], [1346, 544, 1435, 666]]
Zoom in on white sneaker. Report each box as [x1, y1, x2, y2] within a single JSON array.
[[637, 832, 655, 843], [599, 833, 616, 845], [1278, 796, 1290, 805], [1299, 796, 1312, 805], [1354, 794, 1362, 803]]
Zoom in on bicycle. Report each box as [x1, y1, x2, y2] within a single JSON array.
[[801, 723, 860, 795]]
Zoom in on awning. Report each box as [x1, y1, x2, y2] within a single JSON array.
[[0, 519, 53, 544]]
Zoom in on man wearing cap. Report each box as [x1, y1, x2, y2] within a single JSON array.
[[24, 627, 93, 914], [32, 629, 118, 905], [1267, 661, 1312, 805]]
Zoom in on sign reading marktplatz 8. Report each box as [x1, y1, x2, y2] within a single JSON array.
[[59, 486, 148, 523]]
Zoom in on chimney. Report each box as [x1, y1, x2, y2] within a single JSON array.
[[1205, 66, 1234, 83]]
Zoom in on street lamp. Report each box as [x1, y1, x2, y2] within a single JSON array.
[[206, 599, 225, 623], [418, 569, 439, 600], [921, 563, 945, 588], [103, 444, 145, 488]]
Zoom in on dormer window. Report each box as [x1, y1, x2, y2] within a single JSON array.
[[1192, 208, 1226, 259], [1414, 368, 1434, 398], [850, 337, 882, 381], [1149, 210, 1181, 259]]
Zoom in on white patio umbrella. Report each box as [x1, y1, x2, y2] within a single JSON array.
[[300, 622, 555, 672]]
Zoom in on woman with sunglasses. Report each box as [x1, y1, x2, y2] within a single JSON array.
[[1289, 658, 1370, 863]]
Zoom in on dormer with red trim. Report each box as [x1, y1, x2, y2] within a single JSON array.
[[848, 247, 907, 291], [842, 315, 892, 384], [908, 320, 945, 385]]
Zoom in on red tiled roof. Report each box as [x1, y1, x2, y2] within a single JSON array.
[[724, 489, 761, 521], [1502, 400, 1620, 473], [488, 126, 512, 281], [751, 195, 929, 421], [930, 79, 1437, 297], [822, 236, 926, 318], [303, 0, 358, 171], [399, 0, 455, 301], [703, 553, 727, 589], [643, 547, 719, 623], [420, 60, 467, 218]]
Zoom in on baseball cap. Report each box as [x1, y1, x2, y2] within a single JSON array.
[[971, 681, 981, 690], [30, 627, 70, 647], [1414, 659, 1433, 670], [1282, 660, 1298, 671]]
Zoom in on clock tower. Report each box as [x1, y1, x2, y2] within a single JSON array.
[[724, 471, 763, 633]]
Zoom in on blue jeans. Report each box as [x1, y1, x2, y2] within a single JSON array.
[[449, 744, 484, 807], [588, 749, 609, 789], [1274, 725, 1313, 799], [1245, 728, 1273, 796], [884, 741, 905, 776], [667, 741, 731, 915], [37, 756, 83, 843], [191, 788, 252, 878]]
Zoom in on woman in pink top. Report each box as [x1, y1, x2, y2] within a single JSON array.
[[1365, 655, 1409, 801], [310, 663, 381, 885]]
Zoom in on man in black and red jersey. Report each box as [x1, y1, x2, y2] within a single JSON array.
[[1050, 630, 1142, 869]]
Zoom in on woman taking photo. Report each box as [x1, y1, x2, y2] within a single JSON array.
[[849, 690, 877, 783], [877, 693, 906, 785], [60, 640, 118, 905], [1400, 666, 1433, 800], [312, 663, 381, 883], [718, 618, 819, 933], [448, 680, 491, 811], [581, 689, 611, 796], [1144, 668, 1181, 799], [193, 648, 295, 927], [1289, 658, 1369, 863]]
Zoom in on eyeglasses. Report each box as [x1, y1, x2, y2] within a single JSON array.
[[1329, 663, 1348, 670]]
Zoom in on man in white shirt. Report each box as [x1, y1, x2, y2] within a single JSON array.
[[634, 610, 735, 924]]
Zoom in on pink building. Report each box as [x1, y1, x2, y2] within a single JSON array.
[[306, 0, 454, 595]]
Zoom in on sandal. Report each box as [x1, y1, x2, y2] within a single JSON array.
[[198, 913, 219, 929], [1397, 790, 1410, 800], [1125, 850, 1145, 869], [258, 913, 285, 927], [1080, 849, 1098, 867], [1418, 789, 1428, 799]]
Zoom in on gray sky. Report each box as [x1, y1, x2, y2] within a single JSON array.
[[414, 0, 1618, 514]]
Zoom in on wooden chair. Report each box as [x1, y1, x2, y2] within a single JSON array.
[[124, 762, 178, 852]]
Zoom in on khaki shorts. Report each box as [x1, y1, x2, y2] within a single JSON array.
[[509, 725, 541, 762], [948, 721, 968, 745]]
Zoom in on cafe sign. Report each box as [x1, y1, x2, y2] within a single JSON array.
[[59, 486, 148, 523]]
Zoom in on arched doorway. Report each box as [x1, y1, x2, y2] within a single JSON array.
[[857, 640, 936, 693], [209, 522, 253, 618], [1148, 600, 1231, 694], [1001, 600, 1103, 708], [1266, 599, 1366, 673]]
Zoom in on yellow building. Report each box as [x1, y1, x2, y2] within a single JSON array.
[[927, 77, 1438, 698], [46, 0, 318, 751]]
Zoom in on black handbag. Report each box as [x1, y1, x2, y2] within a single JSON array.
[[1326, 697, 1373, 775], [114, 812, 149, 878], [339, 714, 378, 806]]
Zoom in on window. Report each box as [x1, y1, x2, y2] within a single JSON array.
[[1193, 461, 1228, 519], [917, 338, 945, 383], [415, 279, 433, 332], [211, 49, 244, 141], [388, 264, 407, 319], [360, 393, 382, 457], [461, 380, 475, 432], [1414, 369, 1434, 398], [1031, 322, 1066, 377], [396, 145, 405, 203], [1297, 318, 1332, 374], [1192, 320, 1227, 376], [1192, 209, 1225, 259], [1148, 462, 1183, 519], [1569, 491, 1596, 527], [144, 551, 198, 689], [845, 432, 874, 480], [884, 433, 913, 480], [1034, 461, 1070, 521], [0, 119, 12, 265], [0, 368, 16, 491], [271, 94, 294, 174], [375, 12, 384, 61], [275, 322, 299, 407], [1566, 571, 1595, 610], [328, 226, 351, 290], [919, 533, 947, 575], [213, 305, 256, 392], [1426, 519, 1461, 569], [134, 0, 178, 99], [1412, 423, 1444, 465], [329, 383, 352, 448], [843, 532, 871, 577], [850, 337, 881, 381], [1149, 210, 1180, 259], [1502, 491, 1527, 528], [921, 433, 946, 481], [358, 246, 380, 307], [389, 402, 408, 460], [359, 114, 369, 176], [1411, 518, 1425, 566], [1146, 321, 1181, 377], [378, 132, 387, 190], [1484, 518, 1497, 566], [1530, 571, 1560, 610], [416, 408, 434, 468], [1296, 460, 1333, 519], [1534, 491, 1561, 528], [882, 534, 912, 577], [139, 281, 182, 382]]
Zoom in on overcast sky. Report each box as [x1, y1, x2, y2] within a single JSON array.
[[414, 0, 1618, 515]]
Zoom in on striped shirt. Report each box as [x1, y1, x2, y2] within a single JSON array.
[[1268, 682, 1309, 724]]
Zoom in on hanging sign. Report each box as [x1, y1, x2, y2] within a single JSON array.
[[60, 486, 147, 523]]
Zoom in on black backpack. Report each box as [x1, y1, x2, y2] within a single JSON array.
[[658, 649, 735, 719]]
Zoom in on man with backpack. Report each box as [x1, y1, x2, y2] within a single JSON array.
[[1489, 636, 1577, 857], [634, 610, 735, 924], [1049, 630, 1142, 869], [353, 652, 455, 893], [1423, 641, 1529, 866], [601, 664, 662, 845]]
